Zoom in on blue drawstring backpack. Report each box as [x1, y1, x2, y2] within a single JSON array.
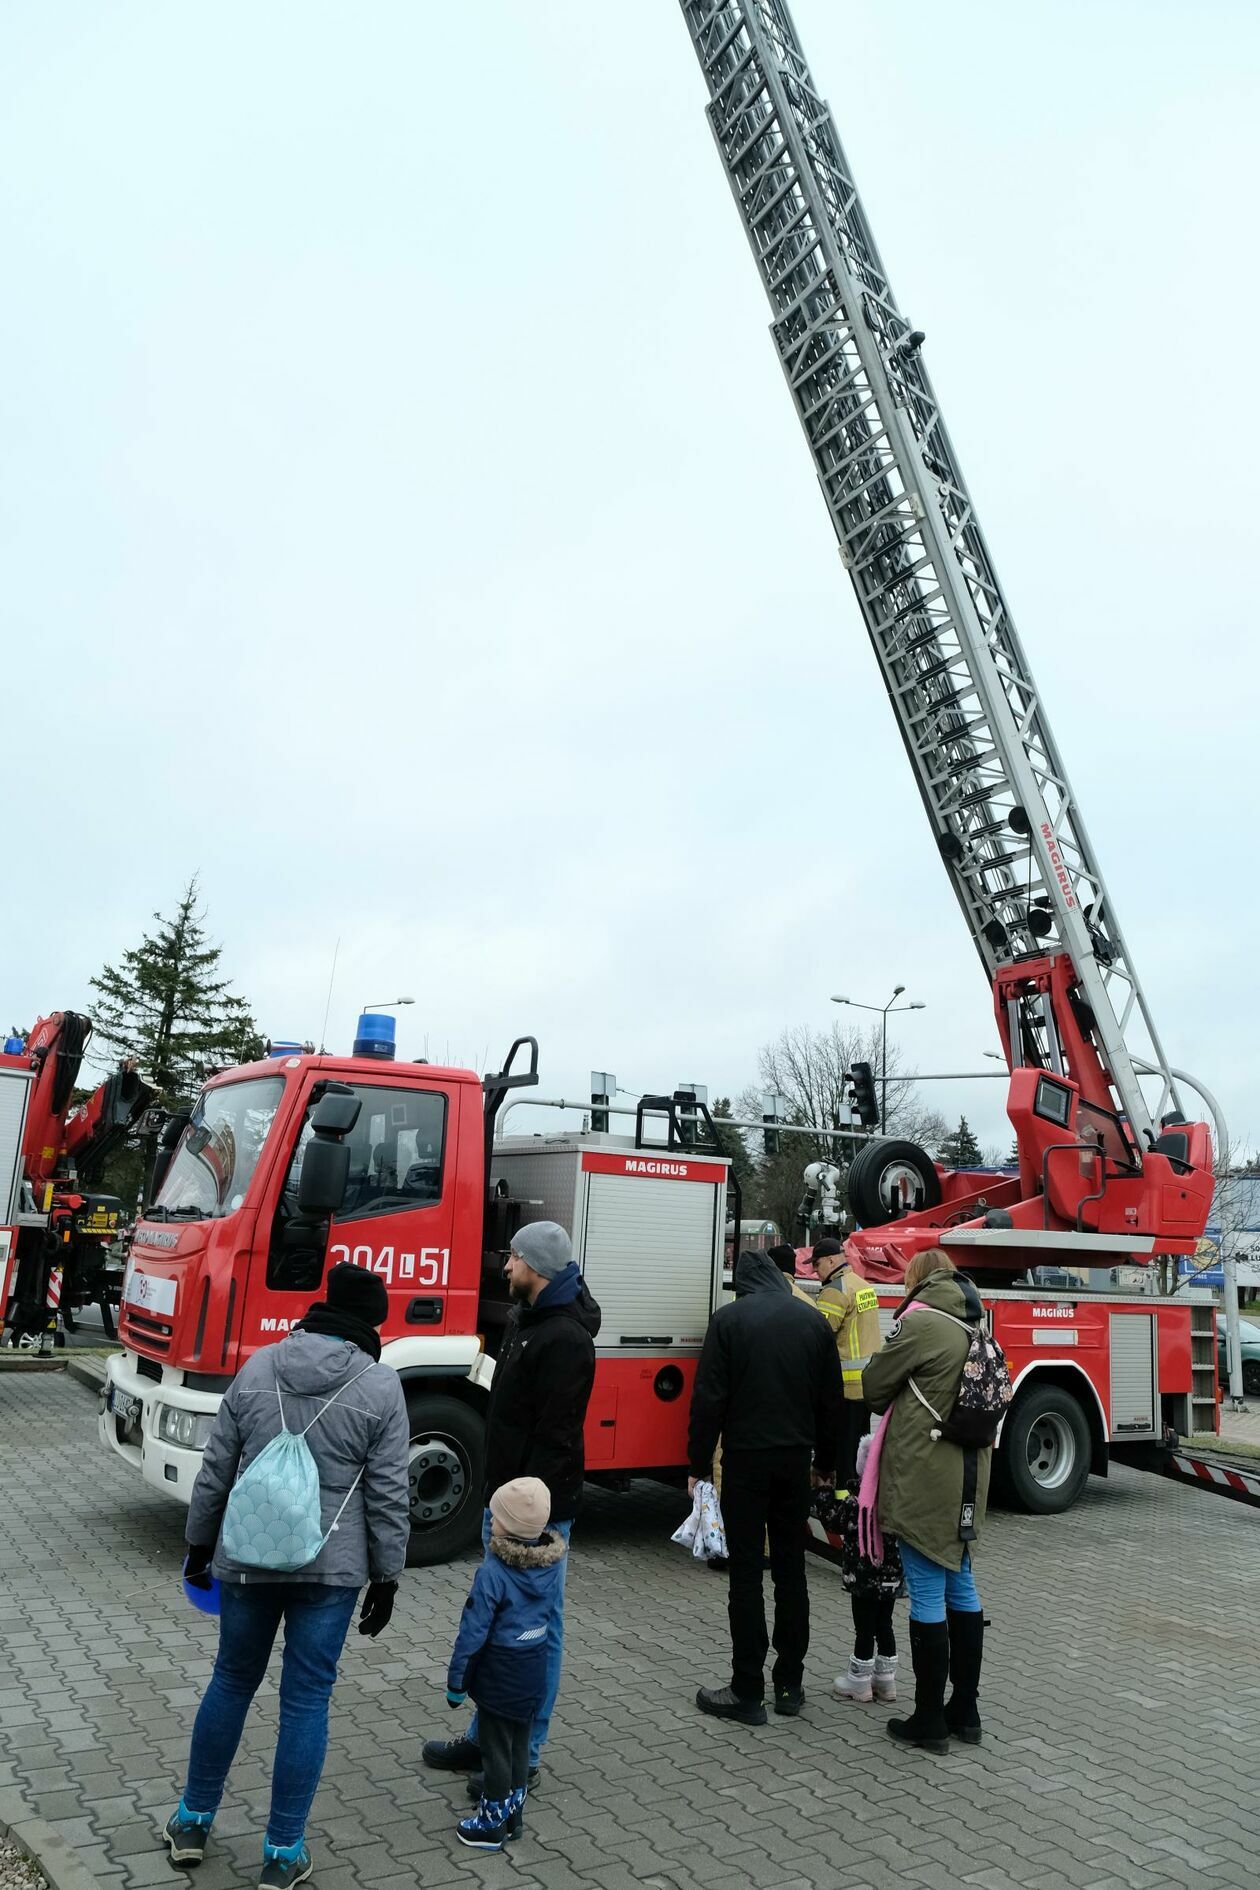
[[221, 1367, 373, 1572]]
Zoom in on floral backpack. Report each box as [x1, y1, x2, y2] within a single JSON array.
[[909, 1306, 1012, 1450]]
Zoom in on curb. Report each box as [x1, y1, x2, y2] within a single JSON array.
[[0, 1792, 108, 1890], [0, 1357, 66, 1374], [65, 1357, 108, 1396]]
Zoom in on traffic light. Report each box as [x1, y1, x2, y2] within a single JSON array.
[[849, 1061, 879, 1129]]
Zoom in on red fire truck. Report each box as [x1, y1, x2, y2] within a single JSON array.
[[100, 0, 1228, 1545], [1, 1013, 156, 1349], [99, 1036, 734, 1560]]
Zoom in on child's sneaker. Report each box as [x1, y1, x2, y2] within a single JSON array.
[[832, 1656, 875, 1702], [259, 1839, 313, 1887], [872, 1654, 898, 1702], [456, 1796, 514, 1851], [163, 1808, 211, 1867]]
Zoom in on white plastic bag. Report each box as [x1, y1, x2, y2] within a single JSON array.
[[671, 1479, 727, 1560]]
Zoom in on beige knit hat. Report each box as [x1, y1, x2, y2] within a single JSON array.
[[489, 1476, 551, 1541]]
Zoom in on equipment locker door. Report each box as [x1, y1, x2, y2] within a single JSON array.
[[579, 1171, 722, 1349], [1109, 1312, 1158, 1438]]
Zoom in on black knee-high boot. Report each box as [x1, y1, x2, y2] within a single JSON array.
[[943, 1609, 984, 1743], [887, 1619, 949, 1754]]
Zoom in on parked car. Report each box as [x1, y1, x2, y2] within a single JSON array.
[[1218, 1316, 1260, 1397]]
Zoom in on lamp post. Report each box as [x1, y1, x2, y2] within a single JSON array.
[[831, 987, 926, 1130], [360, 998, 415, 1014]]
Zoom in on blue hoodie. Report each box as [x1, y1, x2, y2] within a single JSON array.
[[447, 1529, 568, 1721]]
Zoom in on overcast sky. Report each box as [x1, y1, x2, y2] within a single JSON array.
[[4, 2, 1257, 1160]]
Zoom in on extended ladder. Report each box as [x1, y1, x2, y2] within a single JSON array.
[[678, 0, 1185, 1151]]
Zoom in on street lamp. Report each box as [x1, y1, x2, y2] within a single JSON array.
[[831, 988, 927, 1130], [361, 998, 415, 1013]]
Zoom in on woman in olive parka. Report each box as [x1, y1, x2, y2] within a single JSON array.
[[861, 1249, 989, 1753]]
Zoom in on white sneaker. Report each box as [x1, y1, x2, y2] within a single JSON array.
[[832, 1656, 874, 1702], [872, 1654, 898, 1702]]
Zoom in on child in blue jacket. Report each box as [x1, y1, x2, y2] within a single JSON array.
[[446, 1476, 567, 1850]]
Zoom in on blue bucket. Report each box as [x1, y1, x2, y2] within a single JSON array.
[[183, 1559, 221, 1616]]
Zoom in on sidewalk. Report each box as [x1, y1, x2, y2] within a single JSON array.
[[1, 1371, 1257, 1890]]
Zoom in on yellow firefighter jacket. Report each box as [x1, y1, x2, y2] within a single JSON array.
[[817, 1268, 884, 1400]]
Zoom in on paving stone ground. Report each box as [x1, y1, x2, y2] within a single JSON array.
[[0, 1375, 1256, 1890]]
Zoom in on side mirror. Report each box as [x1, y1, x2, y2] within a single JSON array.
[[160, 1108, 192, 1151], [298, 1140, 351, 1215], [296, 1089, 362, 1215], [148, 1106, 194, 1202]]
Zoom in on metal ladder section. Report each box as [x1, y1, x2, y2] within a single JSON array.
[[676, 0, 1183, 1147], [1189, 1300, 1221, 1436]]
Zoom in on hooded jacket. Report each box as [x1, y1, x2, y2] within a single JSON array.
[[687, 1250, 844, 1478], [448, 1529, 567, 1721], [188, 1329, 411, 1586], [483, 1263, 600, 1522], [861, 1267, 991, 1570]]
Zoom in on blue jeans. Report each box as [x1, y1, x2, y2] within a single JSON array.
[[898, 1542, 980, 1624], [183, 1582, 358, 1846], [468, 1510, 572, 1768]]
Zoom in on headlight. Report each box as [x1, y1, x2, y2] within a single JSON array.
[[156, 1405, 216, 1450]]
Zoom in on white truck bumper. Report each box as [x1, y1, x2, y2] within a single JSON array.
[[98, 1350, 223, 1506]]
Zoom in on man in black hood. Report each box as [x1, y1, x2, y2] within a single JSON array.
[[688, 1249, 844, 1724]]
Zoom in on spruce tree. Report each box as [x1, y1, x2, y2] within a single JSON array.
[[937, 1114, 984, 1168], [88, 880, 264, 1202]]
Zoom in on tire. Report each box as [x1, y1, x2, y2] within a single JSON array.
[[847, 1138, 943, 1228], [404, 1391, 486, 1567], [997, 1382, 1091, 1514], [1242, 1361, 1260, 1399]]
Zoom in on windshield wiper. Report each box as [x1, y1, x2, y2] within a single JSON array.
[[162, 1206, 208, 1221]]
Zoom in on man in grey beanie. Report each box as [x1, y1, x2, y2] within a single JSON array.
[[422, 1221, 600, 1792]]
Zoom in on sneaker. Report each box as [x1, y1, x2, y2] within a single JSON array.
[[833, 1656, 875, 1703], [695, 1685, 768, 1726], [258, 1843, 313, 1888], [456, 1797, 514, 1851], [163, 1812, 210, 1867], [872, 1654, 898, 1703], [466, 1766, 541, 1801], [421, 1735, 481, 1772], [773, 1685, 804, 1716]]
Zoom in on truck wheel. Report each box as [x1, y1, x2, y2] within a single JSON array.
[[847, 1139, 942, 1228], [998, 1383, 1091, 1514], [405, 1392, 485, 1566]]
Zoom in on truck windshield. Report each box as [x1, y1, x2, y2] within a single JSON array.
[[154, 1076, 286, 1219]]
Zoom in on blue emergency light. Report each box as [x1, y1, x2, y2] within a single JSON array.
[[354, 1012, 397, 1060]]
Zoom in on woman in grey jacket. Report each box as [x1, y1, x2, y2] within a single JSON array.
[[163, 1265, 410, 1889]]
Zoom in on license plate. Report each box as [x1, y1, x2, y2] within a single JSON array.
[[109, 1387, 141, 1426]]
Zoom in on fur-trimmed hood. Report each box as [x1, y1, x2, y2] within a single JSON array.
[[490, 1529, 568, 1572]]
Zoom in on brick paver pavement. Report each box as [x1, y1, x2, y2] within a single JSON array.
[[0, 1373, 1256, 1890]]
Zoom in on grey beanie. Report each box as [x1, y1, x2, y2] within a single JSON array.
[[511, 1220, 573, 1281]]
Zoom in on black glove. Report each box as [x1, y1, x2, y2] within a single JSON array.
[[358, 1580, 397, 1638], [183, 1544, 214, 1591]]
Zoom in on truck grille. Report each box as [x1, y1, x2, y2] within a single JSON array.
[[122, 1309, 172, 1354]]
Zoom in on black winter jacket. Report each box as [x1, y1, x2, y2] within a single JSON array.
[[483, 1265, 600, 1522], [688, 1250, 844, 1479]]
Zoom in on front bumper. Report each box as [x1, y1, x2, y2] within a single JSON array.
[[98, 1351, 224, 1505]]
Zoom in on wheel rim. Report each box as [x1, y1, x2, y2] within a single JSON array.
[[408, 1433, 469, 1529], [874, 1161, 928, 1215], [1243, 1363, 1260, 1396], [1025, 1411, 1077, 1491]]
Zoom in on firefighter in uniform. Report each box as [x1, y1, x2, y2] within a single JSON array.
[[810, 1237, 883, 1490]]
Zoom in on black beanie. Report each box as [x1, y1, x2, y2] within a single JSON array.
[[326, 1262, 389, 1328], [767, 1243, 798, 1274], [811, 1237, 844, 1262]]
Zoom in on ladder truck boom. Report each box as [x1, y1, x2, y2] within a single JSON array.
[[677, 0, 1187, 1156]]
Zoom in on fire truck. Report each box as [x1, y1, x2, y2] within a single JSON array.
[[100, 0, 1227, 1547], [1, 1012, 156, 1348], [100, 1028, 734, 1561]]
